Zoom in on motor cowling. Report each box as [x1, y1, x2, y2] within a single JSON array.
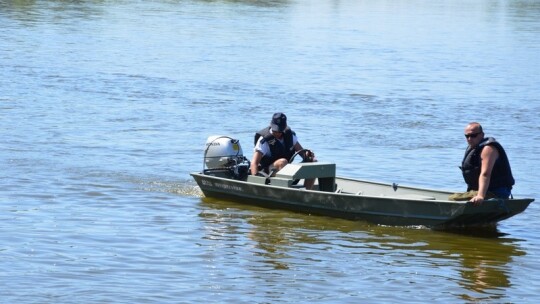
[[203, 136, 250, 180]]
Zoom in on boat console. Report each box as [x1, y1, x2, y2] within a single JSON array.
[[247, 162, 336, 192]]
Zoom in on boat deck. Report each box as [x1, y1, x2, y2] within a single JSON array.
[[248, 162, 453, 201]]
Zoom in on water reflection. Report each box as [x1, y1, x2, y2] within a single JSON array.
[[0, 0, 106, 21], [0, 0, 290, 15], [199, 197, 525, 301], [393, 228, 524, 302], [198, 0, 290, 7]]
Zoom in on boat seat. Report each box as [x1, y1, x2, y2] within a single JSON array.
[[371, 193, 436, 200], [393, 194, 436, 200]]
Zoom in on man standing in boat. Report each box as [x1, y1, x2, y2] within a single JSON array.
[[455, 122, 515, 204], [250, 112, 316, 189]]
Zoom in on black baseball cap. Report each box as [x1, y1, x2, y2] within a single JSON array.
[[270, 112, 287, 132]]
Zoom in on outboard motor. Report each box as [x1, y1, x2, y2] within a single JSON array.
[[203, 135, 250, 180]]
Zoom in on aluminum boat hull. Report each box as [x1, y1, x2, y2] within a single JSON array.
[[191, 165, 533, 228]]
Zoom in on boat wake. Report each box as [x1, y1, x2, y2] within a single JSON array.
[[138, 179, 203, 197]]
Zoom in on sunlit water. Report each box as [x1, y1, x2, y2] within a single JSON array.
[[1, 0, 539, 303]]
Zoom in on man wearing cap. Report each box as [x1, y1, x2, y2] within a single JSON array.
[[250, 112, 315, 189]]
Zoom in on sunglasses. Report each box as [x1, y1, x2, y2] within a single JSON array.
[[464, 132, 481, 139]]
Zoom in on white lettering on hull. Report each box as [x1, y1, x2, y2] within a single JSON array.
[[201, 179, 243, 192]]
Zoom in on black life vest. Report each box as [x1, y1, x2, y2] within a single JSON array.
[[460, 137, 515, 191], [254, 126, 296, 168]]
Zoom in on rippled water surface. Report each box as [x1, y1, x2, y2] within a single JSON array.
[[1, 0, 540, 303]]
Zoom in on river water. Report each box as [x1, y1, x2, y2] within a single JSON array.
[[1, 0, 539, 303]]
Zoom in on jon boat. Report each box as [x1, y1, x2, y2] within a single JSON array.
[[190, 136, 534, 229]]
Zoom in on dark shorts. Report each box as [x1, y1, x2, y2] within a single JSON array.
[[490, 187, 512, 199]]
